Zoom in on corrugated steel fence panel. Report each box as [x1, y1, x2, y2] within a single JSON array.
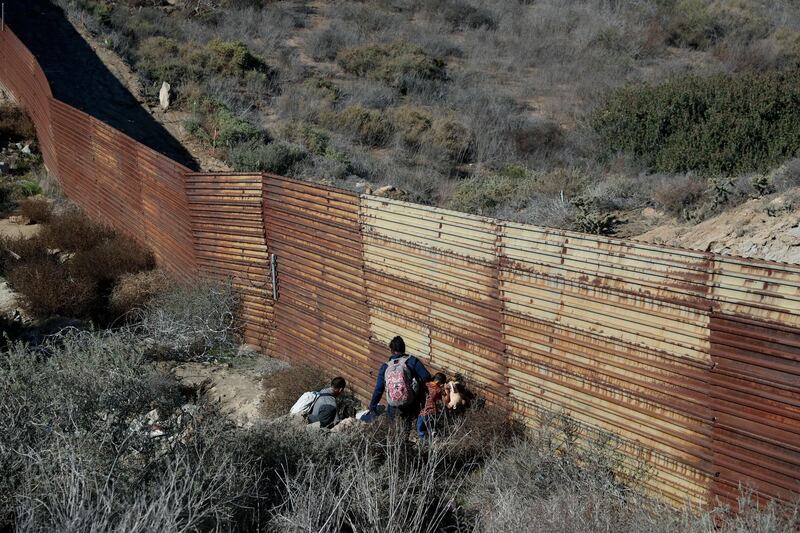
[[0, 28, 57, 174], [499, 223, 715, 505], [708, 258, 800, 506], [186, 173, 272, 347], [45, 91, 196, 277], [264, 175, 372, 397], [2, 23, 799, 510], [361, 197, 506, 402]]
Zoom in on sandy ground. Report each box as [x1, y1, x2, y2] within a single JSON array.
[[637, 190, 800, 264], [0, 217, 41, 317], [0, 218, 41, 239], [173, 356, 288, 427]]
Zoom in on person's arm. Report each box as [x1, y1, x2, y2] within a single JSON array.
[[409, 356, 432, 382], [369, 363, 387, 410]]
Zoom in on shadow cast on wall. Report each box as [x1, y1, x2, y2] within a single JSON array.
[[4, 0, 198, 170]]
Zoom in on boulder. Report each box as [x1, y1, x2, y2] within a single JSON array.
[[159, 82, 172, 110]]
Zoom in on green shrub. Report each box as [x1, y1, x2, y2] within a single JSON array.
[[337, 42, 446, 86], [136, 37, 270, 100], [282, 122, 331, 155], [321, 106, 393, 147], [228, 141, 307, 174], [593, 70, 800, 175], [185, 97, 267, 149], [391, 106, 432, 148], [206, 38, 267, 75], [429, 117, 472, 163], [664, 0, 724, 49], [447, 168, 539, 215], [572, 197, 624, 235], [135, 36, 205, 87]]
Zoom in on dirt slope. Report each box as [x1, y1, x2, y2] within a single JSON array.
[[637, 190, 800, 264]]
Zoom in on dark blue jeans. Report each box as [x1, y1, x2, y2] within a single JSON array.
[[417, 415, 435, 439]]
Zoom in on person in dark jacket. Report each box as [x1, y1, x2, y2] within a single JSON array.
[[369, 336, 431, 421], [308, 376, 347, 429]]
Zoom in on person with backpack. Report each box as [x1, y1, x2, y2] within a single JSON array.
[[368, 336, 432, 422], [291, 376, 347, 429]]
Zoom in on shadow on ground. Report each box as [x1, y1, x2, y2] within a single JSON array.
[[4, 0, 198, 170]]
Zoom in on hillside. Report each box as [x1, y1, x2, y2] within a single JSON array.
[[46, 0, 800, 247]]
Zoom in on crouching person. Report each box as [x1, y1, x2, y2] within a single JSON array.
[[417, 373, 447, 440], [307, 376, 347, 429]]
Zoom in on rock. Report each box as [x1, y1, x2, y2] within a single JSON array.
[[237, 343, 259, 357], [180, 403, 199, 416], [159, 82, 171, 110], [374, 185, 396, 197], [145, 408, 160, 425], [20, 144, 31, 155]]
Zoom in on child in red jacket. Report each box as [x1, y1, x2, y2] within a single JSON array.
[[417, 373, 448, 439]]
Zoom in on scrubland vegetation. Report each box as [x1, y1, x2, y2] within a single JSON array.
[[54, 0, 800, 234]]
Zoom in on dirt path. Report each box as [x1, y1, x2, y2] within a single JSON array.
[[173, 357, 288, 427]]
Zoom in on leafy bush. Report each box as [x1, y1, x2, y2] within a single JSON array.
[[228, 141, 307, 174], [391, 106, 432, 149], [338, 42, 446, 87], [185, 96, 267, 149], [321, 106, 394, 147], [428, 117, 471, 163], [17, 197, 52, 224], [282, 122, 331, 155], [136, 37, 271, 100], [593, 70, 800, 175], [446, 167, 539, 216], [572, 197, 624, 236], [664, 0, 724, 49], [206, 38, 267, 75]]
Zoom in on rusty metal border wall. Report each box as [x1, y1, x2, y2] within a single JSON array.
[[2, 25, 798, 509]]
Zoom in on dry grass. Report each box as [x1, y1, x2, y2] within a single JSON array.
[[17, 197, 52, 224], [109, 269, 173, 316], [40, 209, 115, 252], [0, 103, 36, 144]]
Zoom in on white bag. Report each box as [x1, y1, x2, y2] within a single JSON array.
[[289, 391, 320, 415]]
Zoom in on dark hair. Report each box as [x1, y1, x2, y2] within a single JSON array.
[[389, 336, 405, 354], [433, 372, 446, 384], [331, 376, 346, 390]]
